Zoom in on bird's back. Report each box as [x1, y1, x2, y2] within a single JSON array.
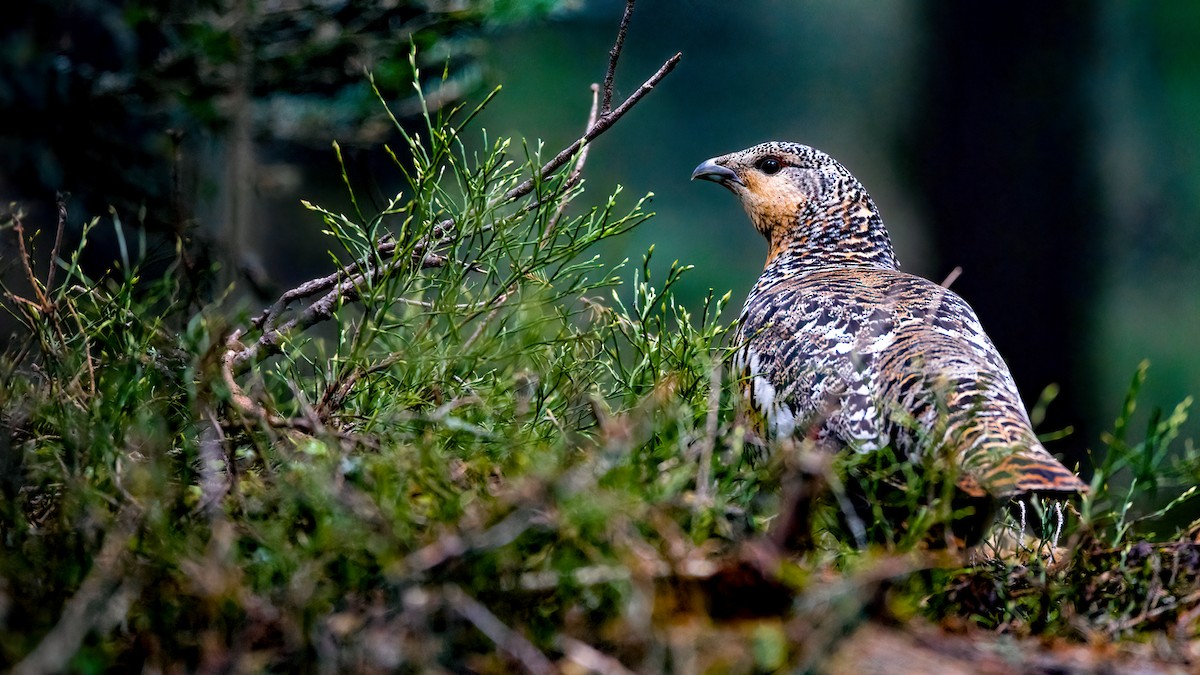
[[735, 265, 1086, 499]]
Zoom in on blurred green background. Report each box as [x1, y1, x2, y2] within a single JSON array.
[[2, 0, 1198, 466]]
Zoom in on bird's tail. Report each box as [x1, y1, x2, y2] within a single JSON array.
[[959, 436, 1088, 500]]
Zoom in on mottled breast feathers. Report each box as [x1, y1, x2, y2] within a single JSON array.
[[692, 141, 1086, 500]]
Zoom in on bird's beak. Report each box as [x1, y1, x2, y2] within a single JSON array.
[[691, 158, 744, 188]]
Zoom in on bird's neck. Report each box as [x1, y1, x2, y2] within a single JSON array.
[[761, 189, 899, 276]]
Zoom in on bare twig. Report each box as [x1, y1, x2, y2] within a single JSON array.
[[251, 243, 389, 331], [543, 84, 602, 246], [9, 213, 98, 397], [444, 584, 556, 675], [316, 352, 405, 417], [230, 244, 444, 370], [501, 51, 681, 206], [46, 193, 67, 292], [11, 509, 139, 675], [406, 507, 535, 574], [250, 233, 447, 334], [221, 349, 278, 422], [602, 0, 637, 115], [940, 266, 962, 289], [560, 636, 637, 675], [196, 407, 229, 515], [220, 353, 371, 446], [11, 214, 53, 312]]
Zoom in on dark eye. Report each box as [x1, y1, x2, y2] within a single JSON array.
[[756, 157, 783, 175]]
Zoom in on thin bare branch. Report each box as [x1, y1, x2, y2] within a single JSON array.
[[560, 636, 637, 675], [220, 357, 371, 445], [196, 407, 229, 515], [601, 0, 637, 115], [9, 213, 98, 397], [406, 507, 534, 574], [250, 215, 458, 335], [502, 51, 682, 206], [11, 509, 139, 675], [940, 266, 962, 289], [316, 352, 405, 417], [543, 83, 601, 246], [233, 242, 450, 370], [46, 193, 67, 292], [11, 214, 52, 312], [444, 584, 556, 675]]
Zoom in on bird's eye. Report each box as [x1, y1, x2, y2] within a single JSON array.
[[756, 157, 783, 175]]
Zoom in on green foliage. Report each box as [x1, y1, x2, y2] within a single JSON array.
[[1083, 361, 1199, 544], [0, 59, 749, 670]]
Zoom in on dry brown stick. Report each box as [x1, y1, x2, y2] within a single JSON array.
[[222, 346, 312, 433], [10, 213, 98, 396], [601, 0, 637, 115], [11, 509, 139, 675], [233, 243, 447, 370], [444, 584, 556, 675], [543, 84, 601, 246], [221, 350, 279, 424], [406, 507, 534, 574], [560, 636, 636, 675], [240, 267, 375, 363], [251, 220, 454, 334], [252, 236, 397, 331], [11, 214, 52, 312], [220, 356, 368, 445], [316, 351, 405, 417], [46, 193, 67, 292], [221, 247, 452, 429]]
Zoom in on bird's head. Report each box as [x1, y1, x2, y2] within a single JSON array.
[[691, 141, 897, 270]]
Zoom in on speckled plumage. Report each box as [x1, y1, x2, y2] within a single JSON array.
[[692, 141, 1086, 500]]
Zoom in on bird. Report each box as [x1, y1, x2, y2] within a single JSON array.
[[690, 141, 1086, 528]]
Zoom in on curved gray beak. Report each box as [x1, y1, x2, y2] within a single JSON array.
[[691, 159, 744, 187]]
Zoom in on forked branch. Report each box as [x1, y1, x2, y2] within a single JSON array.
[[601, 0, 638, 115]]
